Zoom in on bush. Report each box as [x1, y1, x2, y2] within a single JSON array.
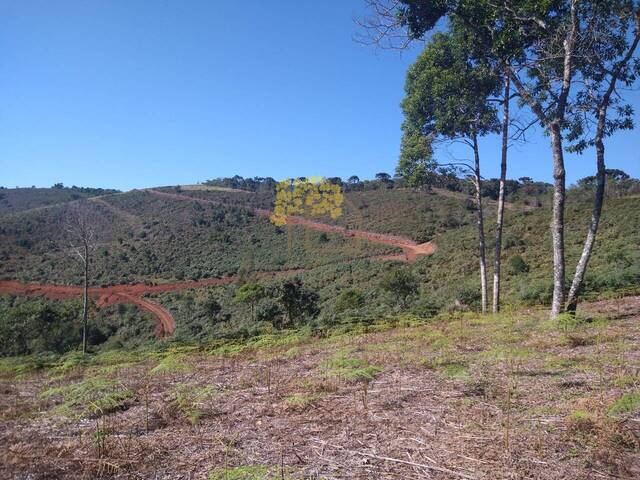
[[517, 279, 553, 306], [334, 289, 365, 313], [508, 255, 529, 275], [379, 267, 418, 308]]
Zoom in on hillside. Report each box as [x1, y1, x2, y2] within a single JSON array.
[[1, 181, 639, 354], [0, 186, 119, 214]]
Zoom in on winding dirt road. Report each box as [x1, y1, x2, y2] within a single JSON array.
[[2, 189, 438, 337], [0, 270, 305, 338], [148, 189, 437, 262]]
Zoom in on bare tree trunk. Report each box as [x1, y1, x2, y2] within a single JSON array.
[[549, 123, 566, 318], [82, 243, 89, 355], [493, 74, 510, 314], [565, 131, 605, 313], [472, 133, 488, 314]]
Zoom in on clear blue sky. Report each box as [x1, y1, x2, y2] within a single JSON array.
[[1, 1, 638, 191]]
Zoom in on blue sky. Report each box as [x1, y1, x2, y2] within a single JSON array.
[[1, 1, 638, 191]]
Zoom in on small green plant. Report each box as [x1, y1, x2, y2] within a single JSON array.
[[324, 351, 382, 383], [40, 377, 134, 418], [282, 393, 324, 409], [208, 465, 272, 480], [149, 354, 193, 375], [608, 391, 640, 416], [172, 384, 217, 424], [323, 350, 382, 409], [439, 361, 469, 379], [507, 255, 529, 274], [566, 410, 596, 433], [613, 374, 639, 388]]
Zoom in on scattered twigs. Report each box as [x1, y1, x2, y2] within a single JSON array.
[[315, 441, 476, 479]]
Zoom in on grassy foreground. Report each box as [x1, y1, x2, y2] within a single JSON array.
[[1, 297, 639, 479]]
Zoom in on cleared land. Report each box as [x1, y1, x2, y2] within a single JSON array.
[[1, 296, 639, 479]]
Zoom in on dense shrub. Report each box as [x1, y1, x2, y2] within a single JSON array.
[[508, 255, 530, 275], [517, 279, 554, 306]]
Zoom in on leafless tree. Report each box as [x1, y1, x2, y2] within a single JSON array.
[[64, 203, 97, 354], [354, 0, 414, 50]]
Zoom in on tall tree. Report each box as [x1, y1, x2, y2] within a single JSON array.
[[564, 1, 640, 312], [364, 0, 627, 318], [234, 282, 265, 322], [399, 31, 500, 313], [64, 203, 97, 355], [493, 74, 511, 313], [276, 278, 319, 328]]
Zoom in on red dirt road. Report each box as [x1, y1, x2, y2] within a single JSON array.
[[2, 190, 438, 338], [0, 270, 304, 338], [148, 189, 437, 262]]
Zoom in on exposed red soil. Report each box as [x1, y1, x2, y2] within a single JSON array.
[[148, 189, 437, 262], [0, 270, 304, 338], [1, 189, 438, 337]]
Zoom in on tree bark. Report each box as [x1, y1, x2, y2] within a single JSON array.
[[565, 127, 605, 313], [492, 74, 510, 314], [82, 243, 89, 355], [549, 122, 566, 318], [472, 133, 488, 314]]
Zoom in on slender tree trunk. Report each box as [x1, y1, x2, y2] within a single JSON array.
[[565, 29, 640, 313], [82, 243, 89, 355], [565, 135, 605, 312], [472, 133, 488, 314], [493, 74, 510, 314], [549, 123, 566, 318]]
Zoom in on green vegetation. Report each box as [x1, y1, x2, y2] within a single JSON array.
[[1, 177, 639, 356], [171, 383, 217, 424], [0, 296, 155, 356], [40, 377, 134, 418], [608, 392, 640, 416], [208, 466, 274, 480]]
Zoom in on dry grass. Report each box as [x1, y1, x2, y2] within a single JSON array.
[[1, 297, 640, 478]]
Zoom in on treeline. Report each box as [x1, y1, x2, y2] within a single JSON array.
[[203, 171, 639, 204], [203, 172, 554, 199], [50, 183, 120, 196]]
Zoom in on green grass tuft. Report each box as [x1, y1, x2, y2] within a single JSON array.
[[608, 391, 640, 416], [40, 377, 134, 418]]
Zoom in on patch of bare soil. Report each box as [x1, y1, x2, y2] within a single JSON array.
[[2, 297, 639, 479], [0, 269, 305, 338]]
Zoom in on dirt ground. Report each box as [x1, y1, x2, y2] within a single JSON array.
[[1, 297, 639, 479]]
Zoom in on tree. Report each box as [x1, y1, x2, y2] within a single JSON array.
[[64, 202, 97, 354], [374, 172, 393, 188], [364, 0, 638, 318], [334, 289, 366, 313], [275, 278, 319, 328], [201, 295, 223, 325], [564, 2, 640, 312], [491, 73, 512, 313], [396, 132, 437, 189], [379, 267, 418, 308], [347, 175, 360, 185], [399, 30, 500, 313], [234, 282, 265, 322]]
